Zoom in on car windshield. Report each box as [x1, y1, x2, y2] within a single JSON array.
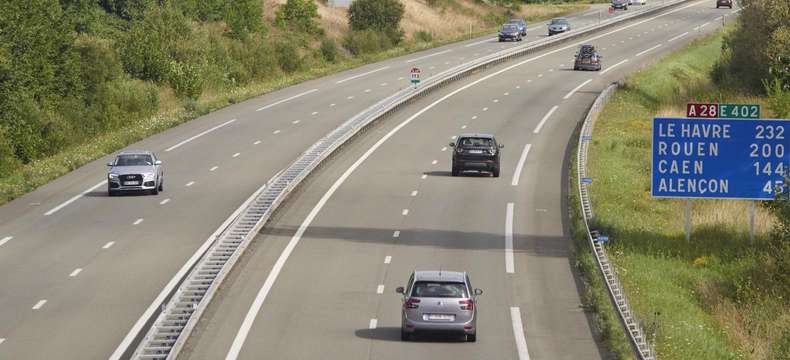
[[502, 25, 517, 32], [459, 137, 494, 147], [411, 281, 468, 298], [508, 19, 523, 25], [115, 154, 153, 166], [551, 19, 568, 25]]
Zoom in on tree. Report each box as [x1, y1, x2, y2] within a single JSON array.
[[276, 0, 320, 34], [347, 0, 404, 44]]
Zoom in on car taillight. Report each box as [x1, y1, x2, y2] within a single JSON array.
[[459, 299, 474, 311], [405, 298, 420, 309]]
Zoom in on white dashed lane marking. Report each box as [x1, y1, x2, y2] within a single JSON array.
[[393, 231, 400, 238], [103, 241, 115, 249], [69, 268, 82, 277], [185, 181, 195, 187], [384, 256, 392, 264], [402, 209, 409, 216], [0, 236, 12, 247], [411, 191, 418, 197], [369, 319, 378, 329], [160, 198, 170, 205], [32, 300, 47, 310], [210, 166, 218, 172], [233, 152, 240, 158], [376, 285, 385, 294], [133, 218, 143, 225]]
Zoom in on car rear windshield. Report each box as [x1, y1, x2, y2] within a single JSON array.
[[115, 154, 153, 166], [459, 137, 494, 147], [411, 281, 469, 298], [551, 19, 567, 25]]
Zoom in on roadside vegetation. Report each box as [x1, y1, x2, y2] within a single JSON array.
[[0, 0, 588, 205], [573, 0, 789, 359]]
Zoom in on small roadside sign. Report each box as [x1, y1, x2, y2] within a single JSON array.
[[597, 235, 610, 243], [686, 103, 761, 119], [410, 67, 421, 88], [582, 177, 593, 184]]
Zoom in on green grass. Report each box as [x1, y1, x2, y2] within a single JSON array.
[[573, 27, 789, 360]]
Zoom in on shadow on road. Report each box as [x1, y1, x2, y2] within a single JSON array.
[[354, 327, 467, 343]]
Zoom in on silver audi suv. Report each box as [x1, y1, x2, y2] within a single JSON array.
[[107, 150, 164, 196], [396, 270, 483, 342]]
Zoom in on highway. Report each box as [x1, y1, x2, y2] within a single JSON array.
[[174, 2, 735, 360], [0, 1, 734, 359]]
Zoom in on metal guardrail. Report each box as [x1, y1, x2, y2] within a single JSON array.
[[129, 2, 690, 358], [576, 83, 657, 359]]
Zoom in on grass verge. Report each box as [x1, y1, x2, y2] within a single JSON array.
[[0, 3, 587, 206], [572, 27, 789, 360]]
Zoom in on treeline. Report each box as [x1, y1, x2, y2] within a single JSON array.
[[715, 1, 789, 356], [0, 0, 407, 179]]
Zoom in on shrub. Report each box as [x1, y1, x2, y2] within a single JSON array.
[[276, 0, 321, 34], [119, 5, 190, 82], [343, 30, 393, 55], [225, 0, 263, 39], [275, 41, 303, 73], [414, 30, 433, 43], [167, 61, 204, 100], [320, 38, 339, 62], [347, 0, 405, 44]]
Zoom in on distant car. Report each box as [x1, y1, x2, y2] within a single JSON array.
[[612, 0, 629, 10], [716, 0, 732, 8], [574, 44, 602, 71], [107, 150, 164, 196], [449, 134, 503, 177], [547, 18, 571, 36], [396, 271, 483, 342], [498, 24, 522, 42], [631, 0, 647, 4], [506, 18, 528, 36]]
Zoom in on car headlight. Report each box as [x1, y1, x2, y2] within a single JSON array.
[[456, 148, 464, 153], [143, 172, 156, 179], [488, 148, 497, 155], [108, 173, 118, 179]]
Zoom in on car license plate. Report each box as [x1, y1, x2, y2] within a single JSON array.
[[468, 150, 483, 154], [425, 314, 455, 321], [582, 59, 590, 64], [123, 181, 140, 186]]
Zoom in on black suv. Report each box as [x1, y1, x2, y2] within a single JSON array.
[[716, 0, 732, 8], [449, 134, 503, 177]]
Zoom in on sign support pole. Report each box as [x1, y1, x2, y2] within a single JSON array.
[[749, 200, 756, 245], [684, 199, 691, 242]]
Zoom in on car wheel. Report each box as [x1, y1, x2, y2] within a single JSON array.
[[151, 187, 159, 195], [466, 333, 477, 342], [108, 189, 116, 197], [401, 329, 411, 341], [158, 180, 164, 192], [493, 167, 500, 178], [452, 167, 460, 176]]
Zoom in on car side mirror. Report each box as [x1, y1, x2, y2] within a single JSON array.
[[448, 142, 455, 147], [474, 288, 483, 296], [395, 286, 405, 294], [107, 162, 113, 167], [154, 160, 162, 165], [499, 144, 505, 149]]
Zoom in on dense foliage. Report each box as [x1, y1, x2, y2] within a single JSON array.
[[348, 0, 405, 45]]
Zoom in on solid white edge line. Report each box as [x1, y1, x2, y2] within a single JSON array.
[[510, 307, 531, 360], [255, 89, 318, 111], [336, 67, 390, 84], [563, 79, 593, 100], [700, 21, 710, 28], [506, 203, 515, 274], [44, 180, 107, 216], [165, 119, 237, 152], [636, 44, 662, 57], [406, 49, 452, 63], [511, 144, 532, 186], [600, 59, 628, 75], [110, 177, 273, 360], [32, 300, 47, 310], [0, 236, 12, 247], [69, 268, 82, 277], [223, 4, 709, 355], [533, 105, 559, 134], [369, 319, 378, 329], [667, 31, 689, 42]]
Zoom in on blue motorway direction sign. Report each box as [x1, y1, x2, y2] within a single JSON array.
[[652, 118, 789, 200]]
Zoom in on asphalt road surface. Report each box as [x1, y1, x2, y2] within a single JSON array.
[[0, 1, 736, 359], [170, 2, 735, 360]]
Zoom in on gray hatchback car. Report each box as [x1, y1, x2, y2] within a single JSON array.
[[396, 271, 483, 342], [107, 150, 164, 196]]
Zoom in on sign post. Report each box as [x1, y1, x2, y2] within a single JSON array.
[[410, 67, 421, 89], [652, 115, 789, 241]]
